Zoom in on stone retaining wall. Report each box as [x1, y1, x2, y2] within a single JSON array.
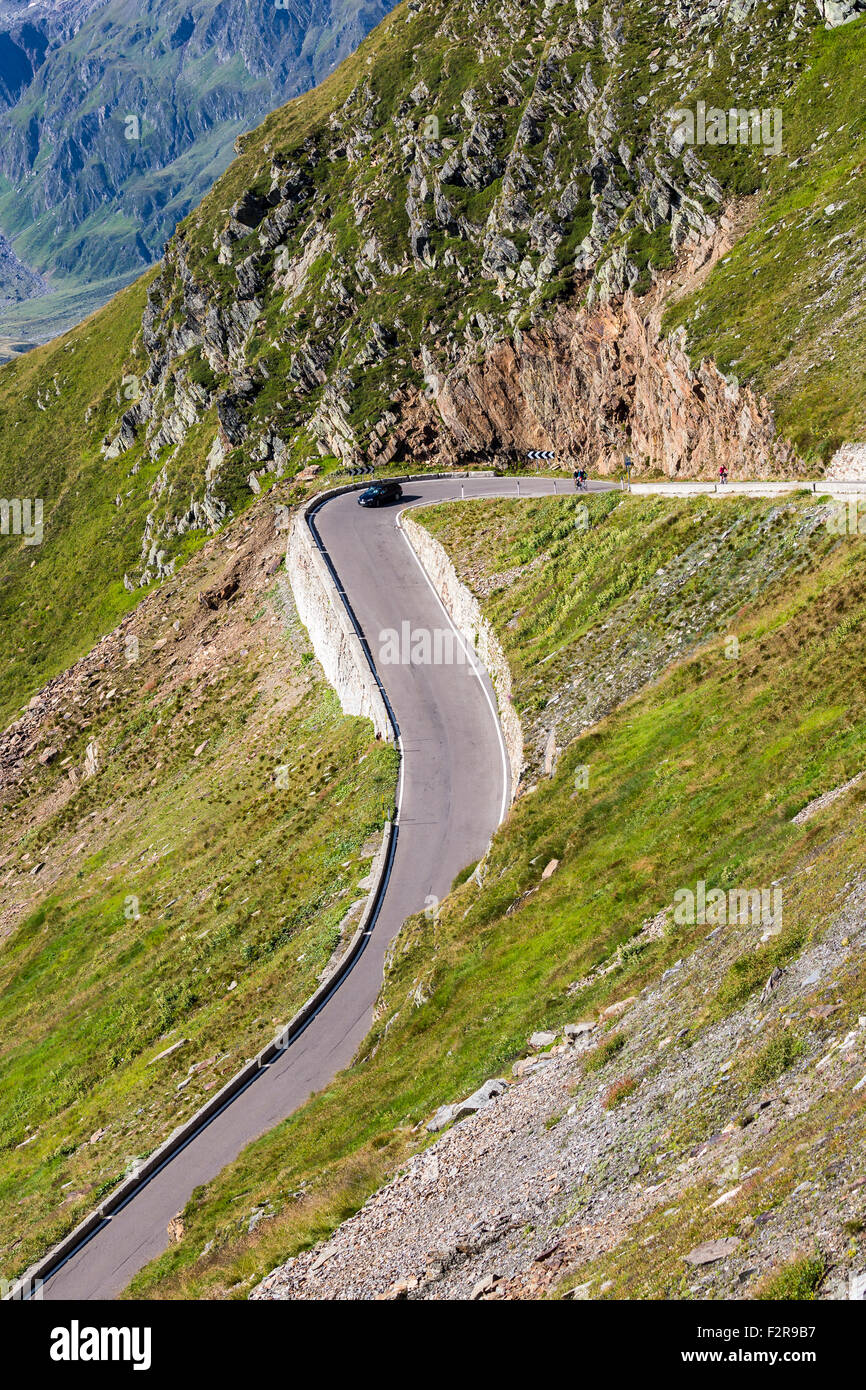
[[287, 489, 393, 741], [401, 511, 523, 798]]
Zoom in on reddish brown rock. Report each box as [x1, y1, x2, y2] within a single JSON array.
[[375, 229, 804, 481]]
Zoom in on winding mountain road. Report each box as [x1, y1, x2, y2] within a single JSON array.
[[39, 474, 606, 1300]]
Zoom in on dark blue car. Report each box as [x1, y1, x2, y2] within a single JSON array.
[[357, 480, 403, 507]]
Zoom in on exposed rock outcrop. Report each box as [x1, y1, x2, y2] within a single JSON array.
[[383, 227, 801, 480]]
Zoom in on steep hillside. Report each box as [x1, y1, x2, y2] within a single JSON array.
[[3, 2, 866, 724], [116, 491, 866, 1300], [104, 0, 866, 498], [0, 275, 171, 729], [2, 0, 866, 1299], [0, 0, 389, 336], [0, 491, 396, 1277]]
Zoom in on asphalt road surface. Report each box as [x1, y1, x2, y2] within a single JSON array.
[[41, 474, 608, 1299]]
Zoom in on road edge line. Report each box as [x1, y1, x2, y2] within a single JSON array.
[[5, 472, 466, 1301]]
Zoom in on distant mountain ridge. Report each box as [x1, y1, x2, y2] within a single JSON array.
[[0, 0, 390, 339], [0, 226, 48, 310]]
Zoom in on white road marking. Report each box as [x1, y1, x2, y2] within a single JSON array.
[[396, 497, 510, 826]]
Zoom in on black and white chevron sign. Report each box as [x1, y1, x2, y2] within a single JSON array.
[[526, 449, 555, 459]]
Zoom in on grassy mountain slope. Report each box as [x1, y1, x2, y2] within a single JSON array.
[[117, 0, 865, 476], [0, 495, 396, 1277], [117, 491, 866, 1298], [0, 274, 178, 729], [662, 22, 866, 459], [3, 3, 865, 724], [2, 0, 866, 1294], [0, 273, 139, 362]]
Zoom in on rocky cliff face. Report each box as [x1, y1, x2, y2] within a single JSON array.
[[86, 0, 865, 564], [4, 0, 864, 615], [381, 224, 801, 479], [0, 227, 48, 311]]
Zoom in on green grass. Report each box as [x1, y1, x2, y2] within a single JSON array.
[[1, 0, 866, 1299], [0, 511, 398, 1278], [663, 17, 866, 461], [116, 492, 866, 1298], [746, 1031, 807, 1091], [0, 274, 165, 726], [0, 273, 139, 349], [585, 1034, 626, 1073], [756, 1253, 826, 1301], [2, 5, 862, 715]]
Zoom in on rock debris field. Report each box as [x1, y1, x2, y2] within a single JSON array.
[[254, 865, 866, 1301]]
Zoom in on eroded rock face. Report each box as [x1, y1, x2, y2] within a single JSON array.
[[379, 254, 801, 480], [71, 0, 849, 608], [99, 0, 828, 499], [435, 304, 794, 479]]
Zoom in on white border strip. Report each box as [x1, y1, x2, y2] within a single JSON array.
[[396, 502, 511, 824]]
